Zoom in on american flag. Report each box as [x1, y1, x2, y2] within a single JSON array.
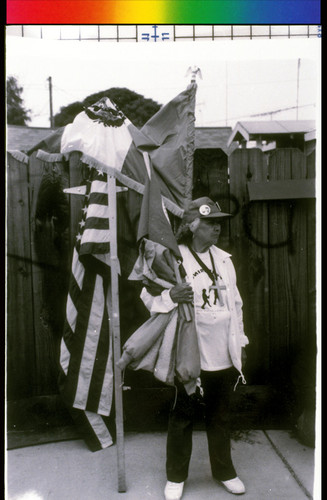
[[59, 167, 115, 451]]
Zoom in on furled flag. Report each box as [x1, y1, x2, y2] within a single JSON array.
[[58, 166, 115, 451], [134, 83, 197, 210], [30, 84, 197, 450]]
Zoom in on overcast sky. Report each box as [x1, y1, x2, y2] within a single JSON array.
[[6, 35, 320, 129]]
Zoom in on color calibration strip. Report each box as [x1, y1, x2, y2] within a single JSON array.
[[6, 1, 321, 25]]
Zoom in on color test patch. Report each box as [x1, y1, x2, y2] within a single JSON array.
[[6, 0, 321, 24]]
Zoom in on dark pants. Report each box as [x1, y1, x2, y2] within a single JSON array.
[[166, 367, 237, 483]]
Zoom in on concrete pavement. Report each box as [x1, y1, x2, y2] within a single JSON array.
[[6, 430, 318, 500]]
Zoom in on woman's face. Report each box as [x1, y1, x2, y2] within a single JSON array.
[[192, 218, 222, 249]]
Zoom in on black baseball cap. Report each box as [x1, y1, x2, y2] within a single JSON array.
[[182, 197, 231, 224]]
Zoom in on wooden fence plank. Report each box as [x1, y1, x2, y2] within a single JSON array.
[[306, 149, 316, 336], [7, 153, 36, 400], [244, 151, 270, 382], [268, 149, 292, 376], [268, 149, 308, 383], [306, 150, 316, 339], [29, 153, 70, 395], [291, 150, 316, 425], [229, 149, 269, 383], [306, 150, 316, 180], [289, 149, 308, 350]]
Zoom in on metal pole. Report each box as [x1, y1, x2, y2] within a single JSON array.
[[107, 175, 126, 493], [48, 76, 54, 128]]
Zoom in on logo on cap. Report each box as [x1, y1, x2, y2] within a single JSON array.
[[199, 204, 211, 216]]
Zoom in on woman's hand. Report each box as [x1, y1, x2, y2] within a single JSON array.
[[169, 283, 194, 303]]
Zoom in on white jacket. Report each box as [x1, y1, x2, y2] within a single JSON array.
[[141, 244, 249, 384]]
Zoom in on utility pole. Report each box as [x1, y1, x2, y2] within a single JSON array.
[[225, 61, 228, 126], [296, 58, 301, 120], [48, 76, 54, 128]]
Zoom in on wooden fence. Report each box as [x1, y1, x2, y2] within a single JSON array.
[[6, 146, 316, 439], [194, 147, 316, 383]]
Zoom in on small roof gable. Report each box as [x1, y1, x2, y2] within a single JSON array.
[[195, 127, 237, 154], [227, 120, 316, 147]]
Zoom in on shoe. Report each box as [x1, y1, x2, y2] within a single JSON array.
[[164, 480, 184, 500], [220, 477, 245, 495]]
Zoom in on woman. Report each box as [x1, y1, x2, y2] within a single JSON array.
[[141, 197, 249, 500]]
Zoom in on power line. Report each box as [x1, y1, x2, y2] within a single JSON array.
[[203, 103, 316, 125], [52, 85, 85, 98], [224, 77, 316, 88], [244, 103, 315, 118]]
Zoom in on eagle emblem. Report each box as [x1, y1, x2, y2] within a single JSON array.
[[84, 97, 126, 127]]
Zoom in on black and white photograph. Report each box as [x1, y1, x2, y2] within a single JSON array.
[[6, 26, 321, 500]]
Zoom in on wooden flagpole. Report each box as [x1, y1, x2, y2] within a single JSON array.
[[64, 176, 127, 492], [107, 174, 126, 493]]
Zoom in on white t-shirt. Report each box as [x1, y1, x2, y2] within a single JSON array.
[[186, 249, 232, 371]]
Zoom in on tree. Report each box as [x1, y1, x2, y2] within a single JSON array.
[[53, 101, 84, 127], [7, 76, 31, 126], [54, 87, 161, 128]]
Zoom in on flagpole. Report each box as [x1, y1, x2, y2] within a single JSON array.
[[107, 174, 126, 493]]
